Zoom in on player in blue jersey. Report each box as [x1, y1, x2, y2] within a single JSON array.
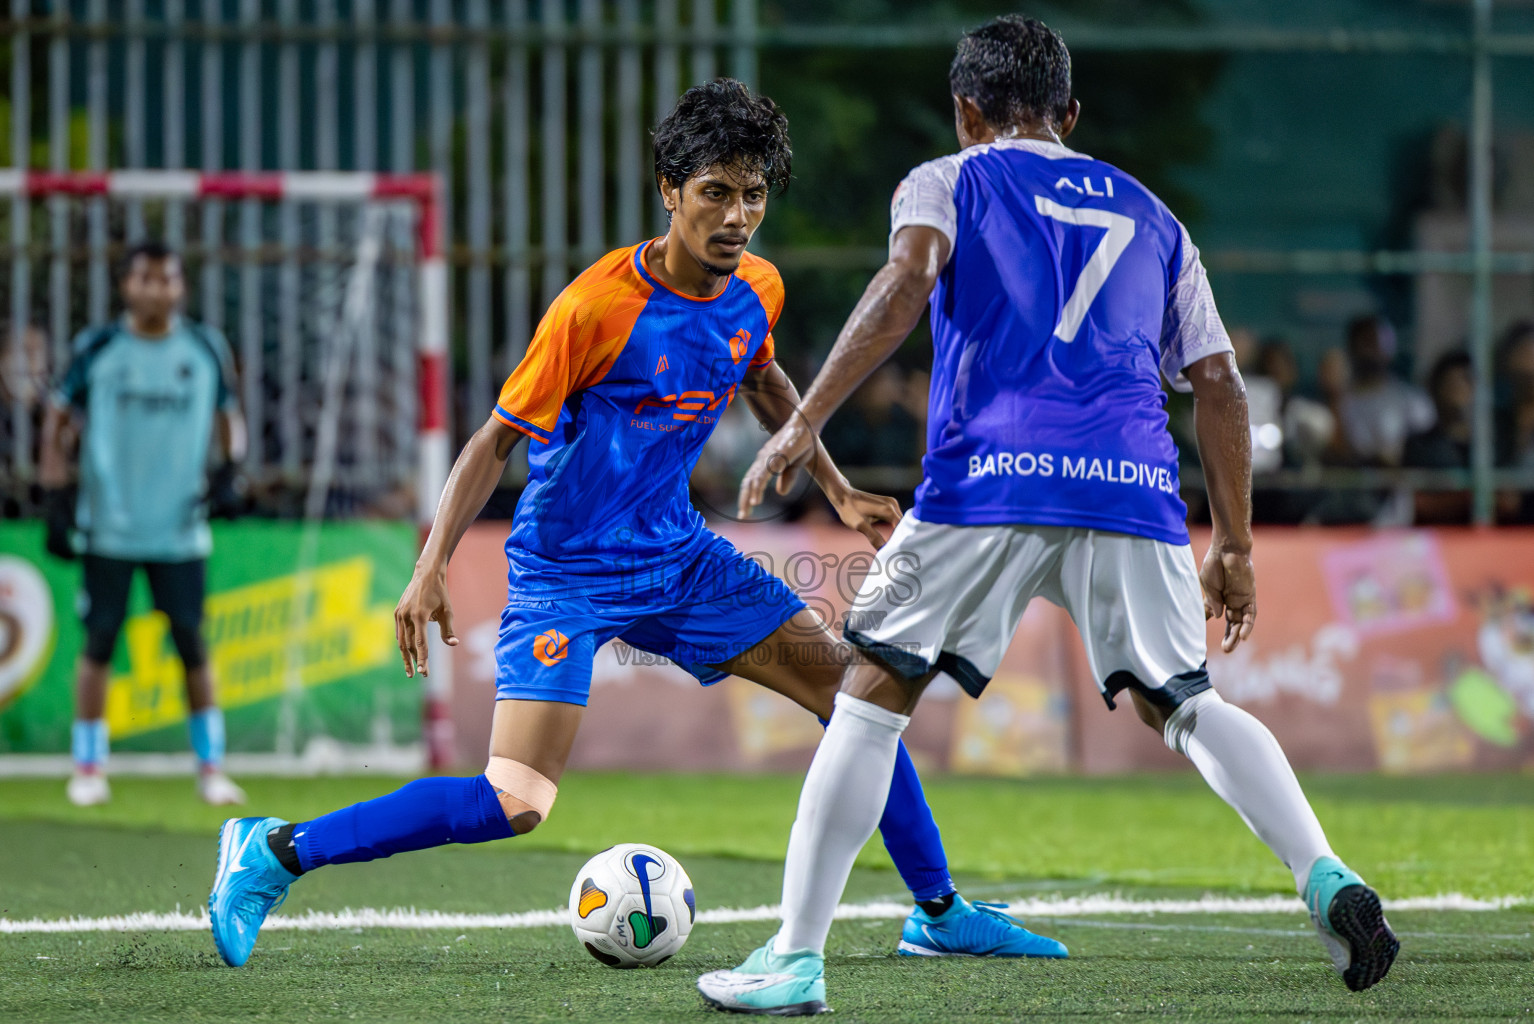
[[207, 79, 1064, 969], [700, 18, 1398, 1015], [39, 241, 248, 809]]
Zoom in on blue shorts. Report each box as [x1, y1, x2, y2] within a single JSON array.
[[494, 529, 807, 705]]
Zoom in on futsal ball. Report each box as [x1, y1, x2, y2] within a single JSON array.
[[569, 843, 695, 968]]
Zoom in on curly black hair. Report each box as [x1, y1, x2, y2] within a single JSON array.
[[652, 78, 792, 196], [949, 15, 1072, 132]]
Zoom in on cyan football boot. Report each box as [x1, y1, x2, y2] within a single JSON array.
[[1303, 855, 1399, 991], [697, 940, 828, 1016], [898, 895, 1068, 958], [209, 816, 299, 967]]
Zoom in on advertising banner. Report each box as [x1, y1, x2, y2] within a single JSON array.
[[449, 521, 1534, 776], [447, 520, 1077, 776], [0, 521, 419, 762]]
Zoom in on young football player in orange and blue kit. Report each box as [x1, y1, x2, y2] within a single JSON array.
[[207, 79, 1066, 970]]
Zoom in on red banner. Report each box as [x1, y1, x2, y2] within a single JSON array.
[[447, 523, 1534, 775]]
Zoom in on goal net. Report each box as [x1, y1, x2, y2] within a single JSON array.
[[0, 171, 454, 772]]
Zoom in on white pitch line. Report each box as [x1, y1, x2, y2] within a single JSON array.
[[1, 893, 1525, 935]]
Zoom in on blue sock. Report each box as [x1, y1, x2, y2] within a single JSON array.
[[72, 719, 109, 770], [291, 775, 513, 872], [188, 707, 225, 768], [819, 716, 955, 901]]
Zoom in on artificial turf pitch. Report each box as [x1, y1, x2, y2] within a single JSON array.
[[2, 773, 1531, 1022]]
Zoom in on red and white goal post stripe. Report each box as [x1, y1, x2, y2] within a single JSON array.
[[0, 169, 456, 769]]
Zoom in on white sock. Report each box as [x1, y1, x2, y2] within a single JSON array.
[[1165, 690, 1333, 893], [774, 692, 910, 956]]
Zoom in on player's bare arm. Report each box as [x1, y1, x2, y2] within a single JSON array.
[[38, 404, 75, 489], [39, 401, 80, 560], [396, 415, 522, 678], [739, 359, 901, 548], [737, 224, 950, 518], [1187, 351, 1257, 652]]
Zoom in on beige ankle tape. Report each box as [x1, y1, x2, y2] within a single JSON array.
[[485, 757, 558, 819]]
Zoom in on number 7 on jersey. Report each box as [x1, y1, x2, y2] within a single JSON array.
[[1033, 196, 1136, 343]]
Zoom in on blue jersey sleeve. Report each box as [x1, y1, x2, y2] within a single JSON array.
[[192, 323, 240, 410], [55, 326, 116, 410]]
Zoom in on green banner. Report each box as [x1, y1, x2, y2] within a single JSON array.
[[0, 521, 419, 756]]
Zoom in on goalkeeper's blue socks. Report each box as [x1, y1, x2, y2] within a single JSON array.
[[819, 716, 955, 903], [71, 718, 109, 771], [187, 707, 226, 769], [266, 775, 513, 875]]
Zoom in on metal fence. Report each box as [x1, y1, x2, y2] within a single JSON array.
[[3, 2, 1534, 521], [2, 0, 763, 513]]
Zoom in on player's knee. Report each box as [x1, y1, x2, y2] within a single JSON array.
[[83, 627, 121, 665], [483, 756, 558, 835], [1127, 689, 1170, 733], [168, 623, 208, 669], [1162, 688, 1223, 756]]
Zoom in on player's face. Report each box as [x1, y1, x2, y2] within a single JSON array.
[[120, 256, 185, 322], [662, 164, 769, 276]]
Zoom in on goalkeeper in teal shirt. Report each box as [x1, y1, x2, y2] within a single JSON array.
[[40, 241, 248, 808]]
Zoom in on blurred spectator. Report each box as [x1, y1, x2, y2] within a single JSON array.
[[1255, 339, 1334, 468], [1403, 350, 1474, 524], [1497, 322, 1534, 522], [901, 367, 931, 444], [1231, 328, 1285, 474], [0, 322, 53, 516], [1243, 336, 1336, 524], [691, 398, 770, 517], [1498, 321, 1534, 468], [822, 364, 921, 469], [1331, 315, 1434, 467], [0, 322, 50, 410]]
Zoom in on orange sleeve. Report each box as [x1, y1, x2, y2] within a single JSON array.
[[748, 332, 776, 369], [736, 252, 784, 370], [493, 249, 648, 442]]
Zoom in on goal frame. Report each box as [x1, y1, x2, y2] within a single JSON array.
[[0, 169, 456, 770]]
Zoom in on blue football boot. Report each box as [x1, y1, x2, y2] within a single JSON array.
[[898, 895, 1068, 958], [1304, 855, 1398, 991], [209, 816, 299, 967], [697, 940, 828, 1016]]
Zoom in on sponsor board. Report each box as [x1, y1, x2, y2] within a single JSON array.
[[446, 523, 1534, 774], [0, 521, 417, 756]]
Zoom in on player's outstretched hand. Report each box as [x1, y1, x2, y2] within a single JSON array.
[[1200, 544, 1256, 653], [738, 420, 816, 519], [394, 566, 458, 678], [827, 486, 903, 550]]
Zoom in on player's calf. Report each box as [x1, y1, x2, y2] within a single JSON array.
[[1156, 688, 1397, 989], [258, 758, 554, 878]]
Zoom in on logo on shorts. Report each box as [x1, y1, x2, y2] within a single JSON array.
[[533, 628, 569, 666]]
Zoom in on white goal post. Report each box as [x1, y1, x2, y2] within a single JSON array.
[[0, 169, 456, 769]]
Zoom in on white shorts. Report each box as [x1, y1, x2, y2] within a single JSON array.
[[845, 514, 1210, 710]]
